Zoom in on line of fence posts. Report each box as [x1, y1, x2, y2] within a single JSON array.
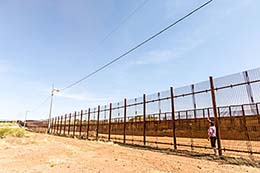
[[46, 75, 231, 156]]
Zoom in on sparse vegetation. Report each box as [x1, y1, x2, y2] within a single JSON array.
[[0, 123, 27, 138]]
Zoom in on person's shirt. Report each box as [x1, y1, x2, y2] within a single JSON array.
[[208, 126, 216, 137]]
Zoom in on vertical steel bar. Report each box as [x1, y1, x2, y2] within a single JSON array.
[[209, 76, 222, 156], [73, 111, 76, 137], [229, 106, 233, 124], [217, 107, 221, 118], [243, 71, 255, 104], [87, 108, 90, 140], [52, 117, 56, 134], [57, 116, 60, 135], [68, 113, 71, 136], [50, 118, 54, 134], [229, 106, 232, 117], [170, 87, 177, 150], [123, 98, 127, 144], [96, 106, 100, 140], [79, 110, 83, 138], [60, 115, 63, 135], [256, 103, 260, 124], [241, 105, 253, 154], [108, 103, 112, 141], [143, 94, 146, 146], [53, 117, 56, 134], [55, 117, 59, 134], [191, 84, 197, 119], [158, 92, 161, 121], [63, 114, 67, 136]]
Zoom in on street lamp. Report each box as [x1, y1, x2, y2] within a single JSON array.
[[47, 84, 60, 133]]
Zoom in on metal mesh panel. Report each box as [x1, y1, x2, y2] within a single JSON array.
[[35, 67, 260, 159]]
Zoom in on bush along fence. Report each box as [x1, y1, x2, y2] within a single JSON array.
[[26, 68, 260, 158]]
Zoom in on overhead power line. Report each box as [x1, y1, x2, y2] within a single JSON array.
[[87, 0, 150, 56], [61, 0, 213, 92], [27, 0, 150, 116], [31, 96, 51, 113]]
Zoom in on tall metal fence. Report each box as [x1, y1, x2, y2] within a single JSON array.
[[27, 68, 260, 158]]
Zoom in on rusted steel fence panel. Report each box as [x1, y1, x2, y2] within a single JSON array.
[[30, 67, 260, 158]]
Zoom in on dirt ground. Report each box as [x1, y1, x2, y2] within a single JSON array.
[[0, 132, 259, 173]]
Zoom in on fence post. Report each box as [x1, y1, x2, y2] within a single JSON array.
[[87, 108, 90, 140], [73, 111, 76, 137], [63, 114, 67, 136], [241, 105, 252, 154], [60, 115, 63, 135], [68, 113, 71, 136], [56, 116, 59, 135], [79, 110, 83, 138], [170, 87, 177, 150], [143, 94, 146, 146], [256, 103, 260, 124], [53, 117, 56, 134], [191, 84, 197, 120], [123, 98, 127, 144], [50, 118, 54, 134], [108, 103, 112, 141], [96, 106, 100, 140], [209, 76, 222, 156]]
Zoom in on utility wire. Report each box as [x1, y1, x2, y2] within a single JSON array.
[[30, 96, 51, 113], [61, 0, 213, 91], [87, 0, 150, 56], [27, 0, 149, 115]]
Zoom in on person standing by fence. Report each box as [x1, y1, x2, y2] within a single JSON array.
[[208, 118, 217, 155]]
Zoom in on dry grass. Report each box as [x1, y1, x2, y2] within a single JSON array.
[[0, 123, 27, 138]]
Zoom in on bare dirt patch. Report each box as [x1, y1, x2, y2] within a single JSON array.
[[0, 132, 259, 173]]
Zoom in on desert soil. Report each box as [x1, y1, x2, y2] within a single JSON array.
[[0, 132, 259, 173]]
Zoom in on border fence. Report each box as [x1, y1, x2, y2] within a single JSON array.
[[26, 68, 260, 159]]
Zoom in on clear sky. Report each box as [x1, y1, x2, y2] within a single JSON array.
[[0, 0, 260, 120]]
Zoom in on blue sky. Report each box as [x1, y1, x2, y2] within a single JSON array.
[[0, 0, 260, 120]]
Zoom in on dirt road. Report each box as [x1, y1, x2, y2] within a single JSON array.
[[0, 132, 259, 173]]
